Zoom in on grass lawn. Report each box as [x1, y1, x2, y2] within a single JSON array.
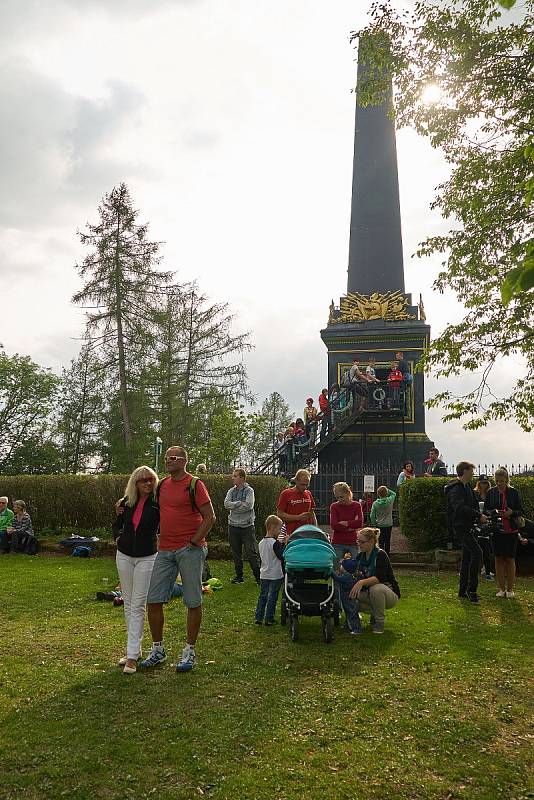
[[1, 556, 533, 800]]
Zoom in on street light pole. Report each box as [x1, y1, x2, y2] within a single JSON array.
[[155, 437, 163, 473]]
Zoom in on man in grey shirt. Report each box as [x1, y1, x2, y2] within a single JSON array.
[[224, 468, 260, 585]]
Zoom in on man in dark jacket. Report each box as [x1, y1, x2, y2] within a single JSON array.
[[425, 447, 448, 477], [445, 461, 488, 603]]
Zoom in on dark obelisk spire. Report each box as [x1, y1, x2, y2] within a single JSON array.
[[347, 42, 405, 295]]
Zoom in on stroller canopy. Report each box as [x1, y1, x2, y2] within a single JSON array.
[[284, 526, 336, 573]]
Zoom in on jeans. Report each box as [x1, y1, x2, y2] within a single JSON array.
[[332, 544, 358, 609], [228, 525, 260, 581], [255, 578, 283, 623], [116, 551, 157, 659], [457, 528, 483, 595], [332, 573, 363, 632]]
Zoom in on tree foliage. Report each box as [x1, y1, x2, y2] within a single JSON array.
[[354, 0, 534, 430], [0, 347, 59, 473]]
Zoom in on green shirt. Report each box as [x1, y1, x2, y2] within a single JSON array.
[[0, 508, 14, 531]]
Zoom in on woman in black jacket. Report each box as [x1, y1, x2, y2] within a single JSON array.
[[484, 468, 528, 599], [113, 466, 159, 673]]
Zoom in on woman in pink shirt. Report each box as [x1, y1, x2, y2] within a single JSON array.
[[329, 482, 364, 562]]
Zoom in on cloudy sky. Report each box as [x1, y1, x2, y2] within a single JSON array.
[[1, 0, 531, 468]]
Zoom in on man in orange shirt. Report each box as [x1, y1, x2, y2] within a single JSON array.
[[140, 446, 215, 673], [276, 469, 318, 537]]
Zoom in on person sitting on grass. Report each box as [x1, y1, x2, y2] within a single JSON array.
[[337, 527, 401, 634], [0, 497, 14, 553], [255, 515, 285, 626], [370, 487, 396, 555], [8, 500, 35, 554]]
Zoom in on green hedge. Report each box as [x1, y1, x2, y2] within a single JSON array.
[[0, 474, 288, 541], [399, 477, 534, 550]]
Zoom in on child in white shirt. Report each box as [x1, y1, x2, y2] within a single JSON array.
[[255, 515, 285, 626]]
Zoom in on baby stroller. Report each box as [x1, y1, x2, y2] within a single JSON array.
[[281, 524, 339, 643]]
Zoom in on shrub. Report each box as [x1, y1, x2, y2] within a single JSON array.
[[399, 477, 534, 550], [0, 473, 288, 541]]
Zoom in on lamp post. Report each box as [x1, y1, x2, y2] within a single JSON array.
[[155, 437, 163, 473]]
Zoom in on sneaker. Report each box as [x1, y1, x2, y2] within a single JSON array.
[[496, 590, 506, 597], [139, 648, 166, 669], [372, 627, 384, 634], [458, 592, 469, 599], [231, 577, 244, 585], [467, 592, 480, 604], [505, 590, 515, 599], [350, 629, 363, 636], [176, 646, 196, 673]]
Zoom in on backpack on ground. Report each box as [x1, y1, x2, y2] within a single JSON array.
[[72, 546, 92, 558]]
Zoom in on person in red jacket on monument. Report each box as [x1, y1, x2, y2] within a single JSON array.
[[318, 388, 331, 440], [387, 361, 404, 409]]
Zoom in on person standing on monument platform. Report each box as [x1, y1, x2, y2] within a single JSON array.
[[349, 358, 370, 411]]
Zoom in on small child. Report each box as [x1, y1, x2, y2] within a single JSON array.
[[255, 515, 285, 626], [387, 361, 403, 408], [332, 557, 363, 634], [370, 486, 396, 554]]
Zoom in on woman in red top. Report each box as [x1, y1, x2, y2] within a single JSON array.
[[329, 482, 364, 561]]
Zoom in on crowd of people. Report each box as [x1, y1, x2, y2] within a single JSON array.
[[273, 353, 414, 475], [1, 444, 530, 672]]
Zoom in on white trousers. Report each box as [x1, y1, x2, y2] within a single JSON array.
[[116, 551, 157, 659]]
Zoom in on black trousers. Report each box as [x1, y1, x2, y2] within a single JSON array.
[[457, 528, 483, 595], [228, 525, 260, 581], [378, 526, 392, 555]]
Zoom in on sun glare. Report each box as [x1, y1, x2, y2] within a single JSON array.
[[421, 83, 443, 105]]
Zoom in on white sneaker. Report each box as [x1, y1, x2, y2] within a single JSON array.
[[505, 591, 515, 599], [496, 590, 506, 597], [123, 663, 137, 674], [176, 645, 196, 672]]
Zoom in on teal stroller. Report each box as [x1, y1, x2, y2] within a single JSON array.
[[281, 525, 339, 643]]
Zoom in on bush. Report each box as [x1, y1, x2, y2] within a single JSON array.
[[0, 473, 288, 541], [399, 477, 534, 550]]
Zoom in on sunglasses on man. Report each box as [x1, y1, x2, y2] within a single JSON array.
[[165, 455, 186, 462]]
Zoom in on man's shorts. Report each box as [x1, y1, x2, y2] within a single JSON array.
[[147, 545, 207, 608]]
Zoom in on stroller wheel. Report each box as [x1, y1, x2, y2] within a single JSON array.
[[322, 613, 333, 644], [290, 613, 299, 642], [280, 598, 287, 626]]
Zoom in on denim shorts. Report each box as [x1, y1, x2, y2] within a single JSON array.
[[147, 546, 207, 608]]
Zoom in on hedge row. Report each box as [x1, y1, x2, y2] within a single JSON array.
[[0, 474, 288, 541], [399, 477, 534, 550]]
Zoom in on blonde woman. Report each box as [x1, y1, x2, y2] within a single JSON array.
[[484, 468, 528, 598], [113, 465, 159, 674], [339, 527, 401, 634], [329, 482, 363, 561]]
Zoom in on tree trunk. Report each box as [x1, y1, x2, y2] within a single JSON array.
[[114, 212, 133, 467], [72, 357, 88, 474]]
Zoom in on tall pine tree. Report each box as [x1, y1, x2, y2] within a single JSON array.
[[72, 184, 172, 468]]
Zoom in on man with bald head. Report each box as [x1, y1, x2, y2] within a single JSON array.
[[140, 446, 215, 673]]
